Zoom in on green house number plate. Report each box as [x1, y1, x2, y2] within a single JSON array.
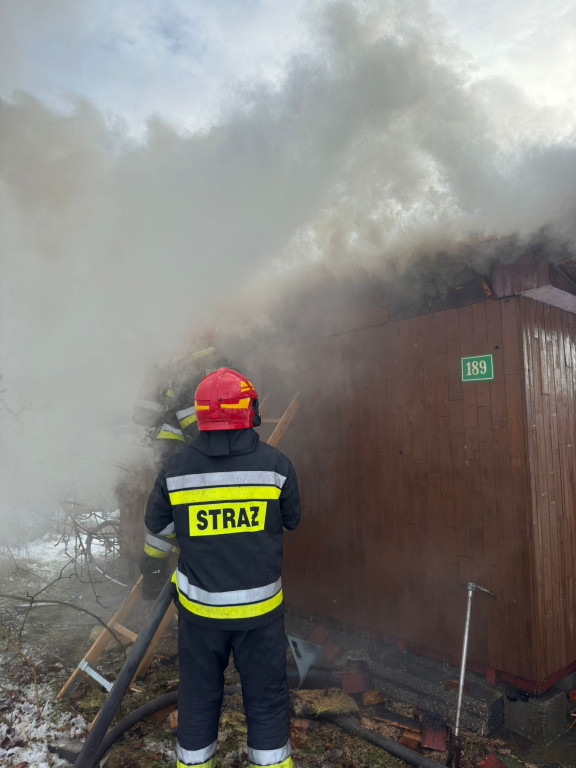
[[461, 354, 494, 382]]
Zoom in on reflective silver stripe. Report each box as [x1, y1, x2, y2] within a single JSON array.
[[136, 398, 163, 413], [166, 471, 287, 492], [145, 533, 172, 552], [177, 738, 217, 765], [157, 423, 183, 436], [176, 406, 196, 420], [176, 570, 282, 606], [157, 522, 175, 536], [248, 741, 291, 766]]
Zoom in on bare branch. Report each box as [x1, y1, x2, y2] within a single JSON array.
[[0, 592, 127, 657]]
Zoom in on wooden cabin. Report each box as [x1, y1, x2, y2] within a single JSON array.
[[273, 254, 576, 693], [120, 250, 576, 694]]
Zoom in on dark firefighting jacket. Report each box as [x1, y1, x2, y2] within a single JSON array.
[[143, 428, 301, 629]]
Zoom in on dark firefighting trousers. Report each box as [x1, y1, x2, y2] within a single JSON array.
[[176, 606, 291, 768]]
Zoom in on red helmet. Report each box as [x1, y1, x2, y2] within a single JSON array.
[[195, 368, 259, 431]]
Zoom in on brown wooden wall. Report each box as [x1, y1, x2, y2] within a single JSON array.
[[520, 297, 576, 682], [280, 295, 576, 684]]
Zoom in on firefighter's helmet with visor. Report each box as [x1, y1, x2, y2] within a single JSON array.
[[194, 368, 260, 431]]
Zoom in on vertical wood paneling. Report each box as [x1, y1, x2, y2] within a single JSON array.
[[282, 294, 576, 684], [519, 297, 576, 680]]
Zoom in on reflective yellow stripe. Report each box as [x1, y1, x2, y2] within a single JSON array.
[[145, 532, 173, 552], [157, 430, 185, 441], [177, 760, 216, 768], [169, 485, 281, 505], [192, 346, 216, 359], [173, 576, 283, 619], [177, 761, 215, 768], [195, 403, 210, 410], [249, 758, 292, 768], [180, 413, 197, 428], [220, 397, 250, 410], [144, 543, 171, 558]]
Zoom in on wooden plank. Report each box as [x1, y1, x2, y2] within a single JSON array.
[[438, 416, 454, 500], [112, 623, 138, 643], [446, 307, 460, 339], [491, 382, 508, 447], [464, 426, 480, 493], [520, 298, 552, 674], [536, 301, 558, 672], [485, 300, 503, 344], [501, 298, 522, 374], [560, 312, 576, 650], [458, 305, 475, 353], [472, 301, 488, 338], [505, 373, 525, 457], [267, 394, 300, 447], [477, 404, 493, 444], [449, 399, 464, 435], [545, 305, 565, 670]]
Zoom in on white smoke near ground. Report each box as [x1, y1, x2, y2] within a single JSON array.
[[0, 0, 574, 536]]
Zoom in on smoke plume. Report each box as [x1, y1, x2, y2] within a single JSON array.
[[0, 0, 574, 536]]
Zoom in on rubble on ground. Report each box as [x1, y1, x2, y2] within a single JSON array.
[[0, 543, 560, 768]]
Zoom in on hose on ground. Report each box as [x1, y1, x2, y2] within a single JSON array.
[[73, 577, 176, 768], [69, 582, 444, 768], [93, 685, 241, 764], [328, 714, 447, 768], [87, 691, 445, 768]]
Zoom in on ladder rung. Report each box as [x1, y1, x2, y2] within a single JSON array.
[[112, 623, 138, 643]]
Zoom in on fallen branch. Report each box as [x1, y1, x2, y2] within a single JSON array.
[[0, 592, 127, 657]]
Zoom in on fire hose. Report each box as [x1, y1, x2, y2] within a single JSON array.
[[328, 715, 446, 768], [72, 577, 176, 768], [69, 581, 446, 768]]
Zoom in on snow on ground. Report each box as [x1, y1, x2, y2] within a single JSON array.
[[0, 683, 88, 768], [0, 514, 128, 767]]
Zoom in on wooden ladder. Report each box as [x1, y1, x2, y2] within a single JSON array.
[[56, 577, 177, 700], [261, 391, 300, 447], [56, 391, 300, 704]]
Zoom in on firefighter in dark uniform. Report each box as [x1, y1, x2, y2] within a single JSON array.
[[140, 368, 301, 768], [133, 346, 230, 467]]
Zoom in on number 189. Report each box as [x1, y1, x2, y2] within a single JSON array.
[[466, 360, 487, 376]]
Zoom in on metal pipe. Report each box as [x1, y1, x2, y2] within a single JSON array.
[[454, 582, 495, 738], [454, 584, 473, 738]]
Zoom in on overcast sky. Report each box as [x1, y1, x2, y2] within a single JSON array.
[[1, 0, 574, 524], [1, 0, 574, 133]]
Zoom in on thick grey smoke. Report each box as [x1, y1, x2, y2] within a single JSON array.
[[278, 1, 576, 273], [1, 0, 574, 534]]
